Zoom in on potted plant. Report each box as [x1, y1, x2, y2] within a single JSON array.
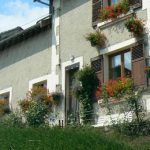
[[86, 31, 107, 48], [125, 17, 145, 36]]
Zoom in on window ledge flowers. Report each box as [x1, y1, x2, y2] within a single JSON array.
[[96, 77, 134, 105], [99, 0, 129, 22], [86, 31, 107, 48], [125, 17, 145, 36]]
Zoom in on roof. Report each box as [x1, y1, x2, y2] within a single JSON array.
[[0, 27, 23, 41], [0, 15, 52, 51]]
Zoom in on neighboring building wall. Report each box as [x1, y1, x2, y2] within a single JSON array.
[[0, 29, 52, 108]]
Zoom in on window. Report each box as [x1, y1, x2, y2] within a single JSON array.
[[33, 80, 47, 88], [29, 75, 51, 91], [0, 92, 10, 115], [110, 51, 131, 79]]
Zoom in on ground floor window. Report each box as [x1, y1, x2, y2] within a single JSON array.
[[110, 51, 132, 79], [0, 91, 10, 115], [33, 80, 47, 88], [29, 75, 51, 91]]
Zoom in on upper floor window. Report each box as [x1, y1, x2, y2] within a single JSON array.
[[33, 80, 47, 89]]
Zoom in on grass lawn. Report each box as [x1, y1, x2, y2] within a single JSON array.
[[0, 127, 149, 150]]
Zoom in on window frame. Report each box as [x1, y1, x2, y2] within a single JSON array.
[[109, 49, 131, 79], [0, 87, 12, 112], [29, 75, 51, 91]]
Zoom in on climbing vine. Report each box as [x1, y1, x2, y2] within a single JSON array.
[[74, 66, 99, 124]]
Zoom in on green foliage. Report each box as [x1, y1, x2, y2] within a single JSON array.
[[0, 111, 25, 128], [121, 0, 129, 14], [86, 31, 106, 48], [114, 120, 150, 136], [113, 90, 150, 136], [74, 66, 99, 124], [0, 127, 134, 150], [126, 91, 144, 123], [25, 101, 49, 127], [19, 87, 54, 127]]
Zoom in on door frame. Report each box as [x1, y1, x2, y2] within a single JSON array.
[[65, 64, 79, 124], [61, 56, 83, 125]]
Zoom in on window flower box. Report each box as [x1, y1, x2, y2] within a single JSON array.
[[96, 77, 134, 105], [99, 0, 129, 22]]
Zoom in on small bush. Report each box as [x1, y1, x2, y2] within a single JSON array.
[[114, 120, 150, 136], [25, 101, 49, 127], [19, 87, 53, 127], [0, 112, 24, 128]]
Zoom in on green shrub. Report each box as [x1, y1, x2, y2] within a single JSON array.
[[0, 111, 24, 128], [114, 120, 150, 136], [19, 87, 54, 127], [25, 101, 49, 127]]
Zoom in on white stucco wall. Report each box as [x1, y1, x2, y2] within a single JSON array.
[[0, 29, 52, 108]]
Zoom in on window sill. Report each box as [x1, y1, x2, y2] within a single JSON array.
[[97, 12, 134, 29]]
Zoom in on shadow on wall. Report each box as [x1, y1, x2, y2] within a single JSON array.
[[0, 30, 52, 70]]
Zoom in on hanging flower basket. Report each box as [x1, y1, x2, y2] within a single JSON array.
[[125, 17, 145, 36], [86, 31, 107, 48]]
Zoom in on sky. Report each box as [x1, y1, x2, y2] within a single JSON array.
[[0, 0, 49, 33]]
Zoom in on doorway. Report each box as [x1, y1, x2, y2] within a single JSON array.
[[65, 63, 80, 124]]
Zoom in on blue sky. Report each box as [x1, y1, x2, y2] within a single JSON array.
[[0, 0, 49, 32]]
